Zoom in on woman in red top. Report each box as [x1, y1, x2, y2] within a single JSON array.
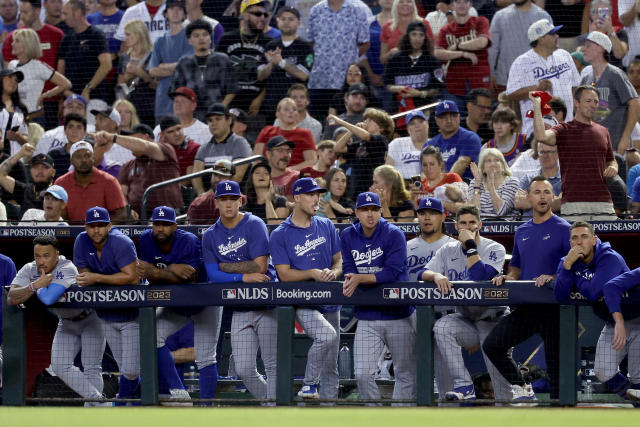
[[418, 145, 466, 213], [379, 0, 434, 64]]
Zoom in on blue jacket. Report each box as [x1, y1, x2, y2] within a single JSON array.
[[603, 267, 640, 321], [555, 240, 629, 323], [341, 217, 412, 320]]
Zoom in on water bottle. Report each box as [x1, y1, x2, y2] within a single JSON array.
[[228, 354, 237, 379], [338, 344, 352, 379], [186, 364, 197, 392], [584, 379, 593, 400]]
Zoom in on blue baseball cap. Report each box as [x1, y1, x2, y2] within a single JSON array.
[[151, 206, 177, 223], [215, 180, 242, 198], [291, 177, 327, 196], [356, 192, 382, 209], [417, 197, 444, 213], [435, 100, 459, 117], [85, 206, 110, 224], [64, 94, 87, 108], [41, 185, 68, 202], [406, 110, 427, 125]]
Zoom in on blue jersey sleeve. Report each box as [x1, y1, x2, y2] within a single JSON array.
[[459, 133, 482, 162], [182, 233, 203, 269], [604, 268, 640, 314], [340, 230, 357, 275], [510, 234, 522, 270], [583, 252, 629, 302], [468, 261, 498, 281], [201, 229, 219, 264], [375, 227, 408, 283], [138, 231, 155, 264], [329, 221, 341, 257], [247, 217, 271, 260], [268, 228, 290, 266], [554, 257, 574, 303], [205, 262, 242, 283], [73, 234, 90, 269], [0, 255, 17, 285], [37, 283, 67, 306], [113, 235, 138, 270]]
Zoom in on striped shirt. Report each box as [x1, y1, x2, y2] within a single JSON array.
[[468, 176, 520, 218]]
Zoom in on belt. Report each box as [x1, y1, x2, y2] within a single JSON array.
[[64, 310, 91, 322], [479, 309, 506, 322]]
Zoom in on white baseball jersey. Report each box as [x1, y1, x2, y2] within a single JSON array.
[[154, 119, 212, 146], [33, 124, 96, 156], [506, 48, 580, 135], [387, 136, 424, 179], [406, 234, 456, 281], [13, 255, 80, 319], [426, 237, 507, 320], [115, 2, 168, 44]]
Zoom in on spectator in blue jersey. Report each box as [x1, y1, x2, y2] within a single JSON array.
[[73, 206, 140, 405], [269, 177, 342, 400], [136, 206, 211, 405], [148, 0, 193, 123], [484, 177, 571, 402], [0, 252, 17, 387], [422, 100, 482, 181], [0, 0, 19, 36], [202, 180, 278, 403], [87, 0, 124, 55], [554, 221, 638, 402], [341, 191, 415, 405]]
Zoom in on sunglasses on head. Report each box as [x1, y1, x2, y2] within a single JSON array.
[[248, 11, 269, 17]]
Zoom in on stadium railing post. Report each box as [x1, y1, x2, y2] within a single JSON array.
[[416, 305, 435, 406], [558, 304, 578, 406], [2, 288, 26, 406], [139, 307, 158, 405], [276, 306, 295, 406]]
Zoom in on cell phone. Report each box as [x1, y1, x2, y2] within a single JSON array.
[[410, 175, 422, 189], [10, 126, 19, 132]]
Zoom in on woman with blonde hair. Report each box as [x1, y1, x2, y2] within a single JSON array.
[[379, 0, 434, 64], [117, 19, 156, 126], [8, 28, 71, 117], [466, 148, 520, 218], [371, 164, 415, 222], [113, 99, 140, 132]]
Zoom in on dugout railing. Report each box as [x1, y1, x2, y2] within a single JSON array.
[[5, 281, 639, 406]]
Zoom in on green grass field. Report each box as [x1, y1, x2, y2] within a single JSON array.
[[1, 407, 638, 427]]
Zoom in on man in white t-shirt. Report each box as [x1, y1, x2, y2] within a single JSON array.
[[115, 0, 167, 44], [506, 19, 580, 136], [152, 86, 211, 145], [19, 184, 68, 226], [386, 111, 429, 179]]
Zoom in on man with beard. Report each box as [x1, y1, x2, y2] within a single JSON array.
[[406, 198, 455, 281], [483, 176, 571, 402], [55, 141, 126, 223], [136, 206, 206, 405], [0, 145, 55, 213], [322, 83, 369, 140]]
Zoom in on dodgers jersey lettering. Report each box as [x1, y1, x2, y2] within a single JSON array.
[[406, 235, 456, 281]]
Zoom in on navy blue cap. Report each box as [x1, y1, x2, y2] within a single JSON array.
[[215, 180, 242, 198], [85, 206, 110, 224], [291, 177, 327, 196], [406, 110, 427, 125], [151, 206, 177, 223], [435, 100, 459, 117], [417, 197, 444, 213], [356, 191, 381, 209]]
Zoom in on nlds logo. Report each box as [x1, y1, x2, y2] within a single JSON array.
[[222, 288, 269, 300], [383, 288, 400, 299]]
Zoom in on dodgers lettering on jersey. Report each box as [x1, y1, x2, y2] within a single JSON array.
[[406, 235, 456, 281], [532, 62, 571, 80]]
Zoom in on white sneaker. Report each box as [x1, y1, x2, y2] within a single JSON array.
[[627, 388, 640, 401], [160, 388, 193, 407], [510, 384, 538, 407]]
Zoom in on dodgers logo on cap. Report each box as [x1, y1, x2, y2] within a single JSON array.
[[356, 191, 382, 209], [215, 180, 242, 198], [85, 206, 110, 224], [417, 197, 444, 213], [151, 206, 177, 223]]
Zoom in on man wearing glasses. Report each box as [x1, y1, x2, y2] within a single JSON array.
[[265, 135, 299, 200]]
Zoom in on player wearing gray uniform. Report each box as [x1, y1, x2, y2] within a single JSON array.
[[419, 205, 511, 402], [7, 236, 107, 406]]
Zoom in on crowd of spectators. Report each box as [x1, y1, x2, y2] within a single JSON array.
[[0, 0, 637, 225]]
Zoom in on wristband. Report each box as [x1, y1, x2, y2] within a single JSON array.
[[466, 248, 478, 258], [464, 239, 477, 250], [278, 59, 286, 69], [112, 134, 117, 144]]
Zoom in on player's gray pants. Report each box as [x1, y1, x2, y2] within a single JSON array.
[[595, 317, 640, 383], [433, 313, 512, 401], [354, 313, 416, 405], [230, 309, 277, 400], [104, 319, 139, 380], [156, 306, 223, 370], [295, 308, 339, 399], [51, 312, 106, 399]]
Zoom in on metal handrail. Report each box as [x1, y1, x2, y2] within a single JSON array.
[[140, 155, 267, 220]]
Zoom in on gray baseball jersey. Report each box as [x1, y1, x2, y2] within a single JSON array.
[[406, 235, 456, 282]]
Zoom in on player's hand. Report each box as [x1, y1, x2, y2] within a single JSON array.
[[563, 246, 585, 269], [319, 268, 337, 282], [167, 264, 196, 281], [35, 268, 53, 290], [491, 275, 507, 287], [343, 273, 361, 297], [536, 79, 552, 93], [514, 189, 528, 210], [612, 320, 627, 351], [458, 228, 476, 245], [242, 273, 269, 283], [433, 273, 453, 295], [76, 272, 98, 287], [533, 274, 554, 288], [309, 268, 326, 282], [81, 88, 91, 102], [135, 260, 156, 279]]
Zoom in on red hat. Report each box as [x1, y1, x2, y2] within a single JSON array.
[[169, 87, 197, 104], [526, 91, 553, 118]]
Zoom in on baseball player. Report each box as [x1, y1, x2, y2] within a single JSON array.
[[7, 236, 107, 406], [406, 198, 455, 282], [554, 221, 638, 401], [0, 252, 18, 388], [419, 205, 511, 403], [136, 206, 202, 405], [73, 207, 140, 405], [484, 177, 570, 402], [269, 177, 342, 400], [341, 191, 415, 404], [202, 181, 278, 403]]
